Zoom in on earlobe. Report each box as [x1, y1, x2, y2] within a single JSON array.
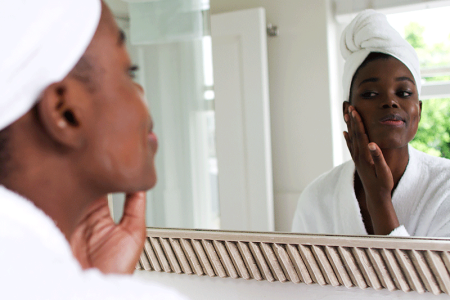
[[37, 81, 85, 149], [419, 100, 422, 121]]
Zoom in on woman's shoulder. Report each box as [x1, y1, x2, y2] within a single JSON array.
[[410, 145, 450, 171], [408, 146, 450, 191]]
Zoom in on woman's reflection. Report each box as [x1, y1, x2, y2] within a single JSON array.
[[292, 9, 450, 237]]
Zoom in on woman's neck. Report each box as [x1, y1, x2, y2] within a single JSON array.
[[0, 118, 104, 242], [2, 165, 101, 241], [380, 145, 410, 190]]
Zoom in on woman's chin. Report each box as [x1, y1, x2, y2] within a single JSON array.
[[139, 170, 157, 191], [114, 169, 157, 194], [144, 176, 157, 191]]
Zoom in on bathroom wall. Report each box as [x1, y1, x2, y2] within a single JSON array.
[[210, 0, 340, 231], [135, 270, 448, 299]]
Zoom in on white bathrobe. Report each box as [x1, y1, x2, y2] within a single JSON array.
[[0, 186, 188, 300], [291, 145, 450, 237]]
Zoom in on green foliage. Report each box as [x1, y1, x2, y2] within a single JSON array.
[[411, 98, 450, 158], [404, 22, 450, 73], [402, 22, 450, 158], [405, 22, 426, 49]]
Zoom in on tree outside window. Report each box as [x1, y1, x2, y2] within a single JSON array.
[[402, 22, 450, 159]]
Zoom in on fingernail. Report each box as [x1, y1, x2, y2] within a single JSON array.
[[344, 114, 349, 122], [368, 144, 376, 151], [352, 110, 356, 118]]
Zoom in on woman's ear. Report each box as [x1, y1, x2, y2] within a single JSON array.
[[419, 100, 422, 121], [37, 80, 89, 149]]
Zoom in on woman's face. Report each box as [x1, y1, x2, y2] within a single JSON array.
[[78, 4, 157, 193], [346, 57, 422, 150]]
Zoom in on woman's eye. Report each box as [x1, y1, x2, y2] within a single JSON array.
[[397, 91, 412, 98], [361, 91, 377, 98], [128, 65, 139, 79]]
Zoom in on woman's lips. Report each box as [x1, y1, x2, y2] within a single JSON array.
[[380, 120, 404, 126], [379, 114, 405, 127]]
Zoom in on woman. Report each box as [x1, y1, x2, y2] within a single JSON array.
[[0, 0, 186, 299], [291, 9, 450, 237]]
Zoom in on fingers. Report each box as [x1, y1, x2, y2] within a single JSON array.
[[343, 107, 356, 157], [368, 142, 392, 181], [345, 106, 373, 165], [86, 195, 109, 213], [74, 195, 110, 228], [343, 131, 353, 157], [120, 192, 146, 233], [350, 107, 372, 163], [349, 107, 367, 143]]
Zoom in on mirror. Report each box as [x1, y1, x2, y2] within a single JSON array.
[[100, 0, 450, 296], [105, 0, 450, 239]]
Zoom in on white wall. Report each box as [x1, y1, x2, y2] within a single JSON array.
[[210, 0, 337, 232], [135, 270, 448, 300]]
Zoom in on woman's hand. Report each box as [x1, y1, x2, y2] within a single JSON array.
[[343, 106, 399, 235], [70, 192, 146, 274]]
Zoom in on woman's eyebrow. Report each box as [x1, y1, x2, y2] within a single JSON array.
[[358, 77, 379, 87], [396, 76, 415, 85], [358, 76, 416, 87]]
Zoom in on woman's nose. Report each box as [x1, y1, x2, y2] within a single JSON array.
[[381, 96, 399, 109]]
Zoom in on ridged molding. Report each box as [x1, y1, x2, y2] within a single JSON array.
[[137, 228, 450, 295]]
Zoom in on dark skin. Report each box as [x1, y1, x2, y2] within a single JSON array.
[[343, 56, 422, 235], [0, 2, 156, 274]]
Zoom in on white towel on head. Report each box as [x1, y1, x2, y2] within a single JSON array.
[[0, 0, 102, 131], [340, 9, 421, 101]]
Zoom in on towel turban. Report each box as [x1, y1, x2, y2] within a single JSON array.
[[0, 0, 101, 131], [340, 9, 421, 101]]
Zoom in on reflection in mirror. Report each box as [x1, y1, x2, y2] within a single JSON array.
[[388, 9, 450, 159], [291, 6, 450, 238], [107, 0, 275, 232], [107, 0, 450, 237]]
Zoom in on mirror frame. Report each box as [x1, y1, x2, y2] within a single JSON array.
[[137, 228, 450, 296]]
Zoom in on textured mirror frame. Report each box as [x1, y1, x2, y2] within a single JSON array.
[[137, 228, 450, 296]]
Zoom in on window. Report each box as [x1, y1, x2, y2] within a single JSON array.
[[387, 7, 450, 158]]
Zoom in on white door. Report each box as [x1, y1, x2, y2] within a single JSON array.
[[212, 8, 274, 231]]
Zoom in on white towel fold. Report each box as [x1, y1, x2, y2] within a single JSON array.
[[340, 9, 421, 101], [0, 186, 189, 300], [0, 0, 101, 130]]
